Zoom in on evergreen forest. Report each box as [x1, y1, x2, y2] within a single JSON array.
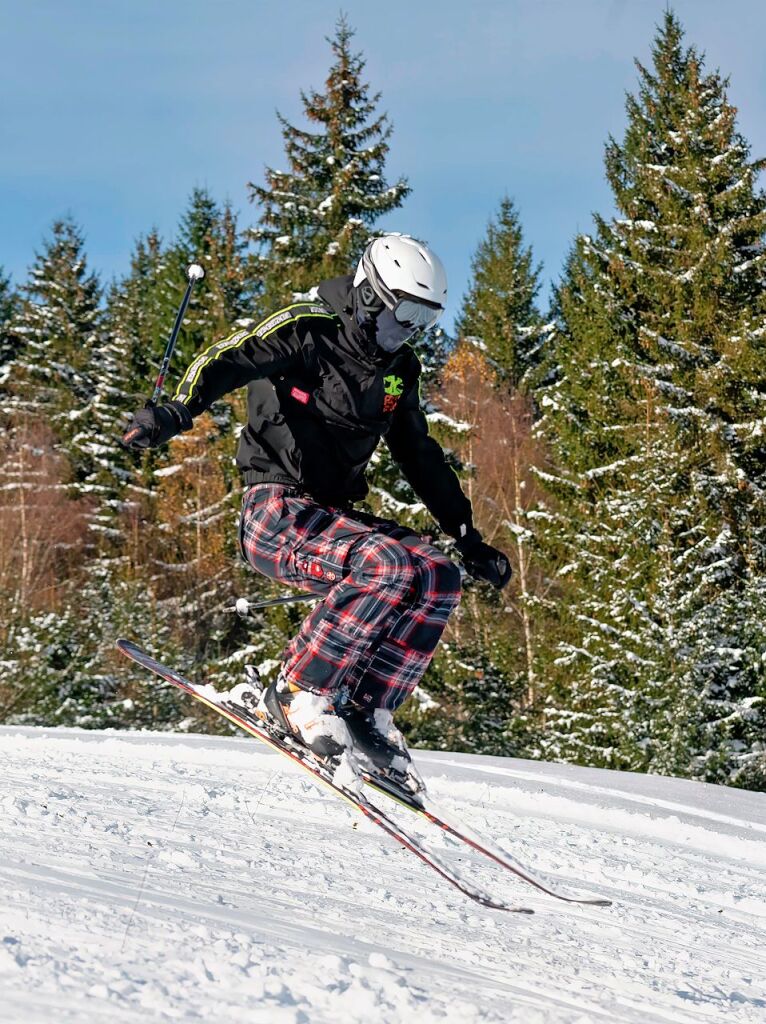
[[2, 12, 764, 791]]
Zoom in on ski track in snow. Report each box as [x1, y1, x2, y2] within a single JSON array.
[[1, 727, 765, 1023]]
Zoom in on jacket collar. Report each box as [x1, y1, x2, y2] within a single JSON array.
[[317, 275, 391, 367]]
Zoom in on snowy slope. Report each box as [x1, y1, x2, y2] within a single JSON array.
[[1, 727, 765, 1023]]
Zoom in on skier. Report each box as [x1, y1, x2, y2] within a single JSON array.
[[124, 234, 510, 778]]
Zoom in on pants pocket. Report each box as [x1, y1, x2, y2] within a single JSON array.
[[282, 501, 354, 584], [240, 486, 294, 579]]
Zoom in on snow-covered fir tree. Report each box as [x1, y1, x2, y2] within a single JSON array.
[[119, 192, 263, 694], [7, 218, 103, 473], [247, 15, 409, 304], [103, 191, 255, 505], [68, 237, 174, 523], [108, 231, 178, 401], [456, 197, 551, 386], [97, 230, 180, 533], [535, 12, 766, 788], [168, 188, 257, 370], [0, 268, 19, 376], [245, 16, 463, 712]]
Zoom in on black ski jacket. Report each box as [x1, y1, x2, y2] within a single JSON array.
[[174, 276, 476, 541]]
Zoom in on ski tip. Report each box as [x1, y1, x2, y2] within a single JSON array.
[[116, 638, 147, 661]]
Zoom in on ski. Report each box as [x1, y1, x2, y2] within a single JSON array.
[[116, 639, 533, 914], [358, 770, 611, 907]]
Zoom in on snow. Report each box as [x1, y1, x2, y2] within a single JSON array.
[[332, 751, 364, 795], [1, 727, 765, 1023], [411, 685, 440, 712], [285, 688, 353, 750], [615, 219, 658, 232], [425, 410, 472, 432]]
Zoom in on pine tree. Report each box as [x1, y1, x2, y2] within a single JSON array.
[[79, 194, 256, 520], [247, 14, 409, 305], [90, 230, 180, 540], [7, 218, 103, 465], [0, 268, 19, 378], [244, 13, 437, 720], [535, 12, 766, 787], [109, 231, 178, 401], [456, 197, 550, 386], [129, 194, 263, 702], [169, 188, 257, 372], [34, 198, 260, 734]]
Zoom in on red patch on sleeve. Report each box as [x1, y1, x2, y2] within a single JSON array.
[[290, 386, 310, 405]]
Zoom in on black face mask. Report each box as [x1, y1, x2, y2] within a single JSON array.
[[371, 307, 417, 352], [354, 305, 416, 352]]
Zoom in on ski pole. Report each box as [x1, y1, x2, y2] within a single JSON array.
[[233, 593, 317, 616], [147, 262, 205, 407]]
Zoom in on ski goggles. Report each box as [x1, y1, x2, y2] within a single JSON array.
[[390, 295, 443, 331]]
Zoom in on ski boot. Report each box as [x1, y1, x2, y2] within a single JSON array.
[[260, 675, 352, 762], [339, 705, 413, 779]]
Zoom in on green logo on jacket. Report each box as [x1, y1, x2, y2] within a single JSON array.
[[383, 374, 404, 397]]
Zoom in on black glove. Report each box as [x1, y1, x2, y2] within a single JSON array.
[[122, 400, 193, 450], [456, 535, 512, 590]]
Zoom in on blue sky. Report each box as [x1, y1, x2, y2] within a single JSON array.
[[2, 0, 765, 329]]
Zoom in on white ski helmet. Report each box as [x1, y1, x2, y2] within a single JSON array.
[[353, 234, 447, 349]]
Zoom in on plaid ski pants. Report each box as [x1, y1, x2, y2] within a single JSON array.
[[240, 484, 462, 710]]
